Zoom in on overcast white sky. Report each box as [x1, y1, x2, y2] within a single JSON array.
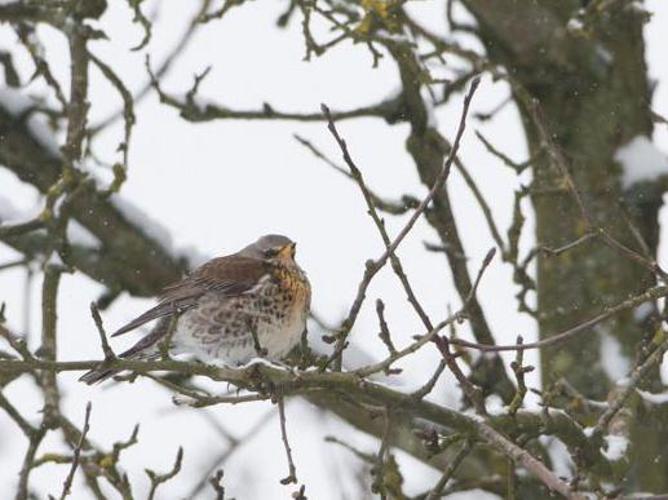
[[1, 1, 667, 498]]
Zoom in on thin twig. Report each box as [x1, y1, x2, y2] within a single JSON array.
[[475, 130, 533, 174], [425, 440, 473, 500], [353, 311, 462, 378], [476, 422, 585, 499], [0, 391, 34, 437], [187, 410, 275, 498], [452, 154, 506, 250], [375, 299, 397, 356], [594, 338, 668, 438], [58, 402, 92, 500], [523, 93, 668, 281], [541, 233, 596, 257], [321, 76, 480, 369], [0, 218, 45, 238], [0, 324, 34, 360], [145, 447, 184, 500], [88, 52, 135, 181], [447, 285, 668, 352], [277, 397, 298, 485], [89, 302, 115, 360], [507, 337, 534, 416], [209, 470, 226, 500], [294, 134, 418, 215], [409, 360, 447, 401], [90, 0, 212, 134], [16, 427, 46, 500], [0, 259, 29, 272], [39, 264, 63, 428], [248, 319, 268, 357]]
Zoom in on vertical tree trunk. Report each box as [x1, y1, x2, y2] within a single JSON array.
[[462, 0, 667, 490]]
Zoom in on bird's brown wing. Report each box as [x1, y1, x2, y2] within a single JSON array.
[[110, 256, 269, 337]]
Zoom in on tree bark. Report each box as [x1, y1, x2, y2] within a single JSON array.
[[462, 0, 667, 490]]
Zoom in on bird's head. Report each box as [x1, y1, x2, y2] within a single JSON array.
[[240, 234, 297, 264]]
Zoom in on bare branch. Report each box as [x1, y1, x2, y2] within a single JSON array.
[[0, 218, 45, 239], [89, 302, 115, 360], [507, 337, 534, 416], [321, 76, 480, 368], [594, 337, 668, 438], [277, 398, 298, 485], [293, 134, 419, 215], [476, 422, 585, 499], [448, 285, 668, 352], [409, 360, 447, 401], [425, 440, 473, 500], [145, 447, 184, 500], [375, 299, 397, 356], [58, 402, 92, 500], [126, 0, 152, 51], [209, 470, 226, 500]]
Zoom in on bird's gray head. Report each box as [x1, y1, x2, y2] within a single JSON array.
[[239, 234, 297, 262]]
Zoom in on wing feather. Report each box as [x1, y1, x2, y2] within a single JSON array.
[[111, 255, 269, 337]]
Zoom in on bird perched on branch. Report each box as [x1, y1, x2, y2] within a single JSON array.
[[80, 234, 311, 384]]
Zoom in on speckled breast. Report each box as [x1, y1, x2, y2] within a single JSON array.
[[272, 263, 311, 320], [174, 264, 310, 364]]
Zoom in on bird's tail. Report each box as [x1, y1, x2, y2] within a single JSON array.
[[79, 318, 171, 385], [78, 365, 125, 385]]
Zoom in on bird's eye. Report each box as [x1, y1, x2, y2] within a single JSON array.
[[264, 248, 279, 258]]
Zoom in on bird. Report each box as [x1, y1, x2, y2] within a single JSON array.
[[80, 234, 311, 384]]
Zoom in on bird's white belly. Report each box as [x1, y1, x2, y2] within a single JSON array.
[[171, 292, 306, 365]]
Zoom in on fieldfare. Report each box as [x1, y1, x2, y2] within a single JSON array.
[[80, 234, 311, 384]]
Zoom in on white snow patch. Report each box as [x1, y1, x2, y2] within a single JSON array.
[[421, 87, 438, 128], [599, 482, 618, 495], [599, 330, 630, 381], [375, 29, 411, 44], [595, 44, 614, 65], [67, 221, 101, 248], [239, 357, 295, 371], [485, 394, 506, 416], [73, 159, 96, 179], [614, 136, 668, 188], [0, 88, 60, 156], [583, 426, 595, 438], [172, 394, 199, 406], [566, 18, 584, 32], [540, 436, 574, 479], [0, 194, 42, 224], [308, 328, 403, 386], [602, 435, 629, 461], [0, 195, 20, 221], [46, 252, 65, 268], [461, 408, 486, 423], [626, 0, 648, 15], [637, 389, 668, 405], [328, 0, 360, 11], [633, 302, 654, 322], [616, 377, 631, 387]]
